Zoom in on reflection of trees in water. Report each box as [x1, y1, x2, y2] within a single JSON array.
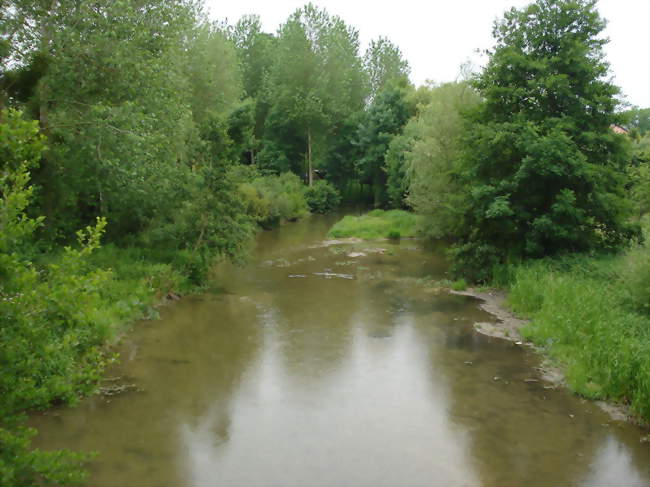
[[32, 223, 650, 486], [411, 312, 650, 487], [33, 294, 265, 487], [267, 255, 362, 387]]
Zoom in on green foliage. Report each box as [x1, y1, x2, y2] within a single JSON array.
[[304, 180, 341, 213], [328, 210, 419, 239], [450, 278, 468, 291], [629, 161, 650, 217], [138, 163, 256, 283], [619, 235, 650, 314], [262, 3, 366, 177], [504, 250, 650, 418], [624, 107, 650, 136], [454, 0, 636, 279], [384, 132, 412, 209], [630, 133, 650, 166], [238, 171, 309, 228], [355, 83, 413, 207], [0, 418, 90, 487], [404, 82, 481, 237], [364, 37, 410, 102], [0, 112, 102, 484], [323, 111, 364, 191]]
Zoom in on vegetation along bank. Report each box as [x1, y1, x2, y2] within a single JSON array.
[[1, 0, 650, 484], [324, 0, 650, 426]]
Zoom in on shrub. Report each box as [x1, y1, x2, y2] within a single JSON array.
[[1, 114, 103, 483], [304, 180, 341, 213], [620, 244, 650, 314], [240, 172, 309, 228]]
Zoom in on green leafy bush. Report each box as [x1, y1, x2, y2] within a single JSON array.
[[304, 180, 341, 213], [1, 111, 100, 485], [450, 278, 467, 291], [239, 172, 309, 228]]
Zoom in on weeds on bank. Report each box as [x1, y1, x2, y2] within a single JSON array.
[[327, 209, 420, 239], [498, 238, 650, 419]]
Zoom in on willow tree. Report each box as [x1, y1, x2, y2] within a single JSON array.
[[404, 82, 480, 235], [455, 0, 636, 278]]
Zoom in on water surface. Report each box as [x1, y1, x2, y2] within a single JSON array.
[[32, 215, 650, 486]]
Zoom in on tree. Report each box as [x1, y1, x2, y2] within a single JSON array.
[[404, 82, 481, 235], [455, 0, 637, 279], [355, 82, 412, 207], [229, 15, 276, 145], [386, 83, 460, 210], [364, 37, 410, 102], [263, 4, 366, 183], [624, 107, 650, 136]]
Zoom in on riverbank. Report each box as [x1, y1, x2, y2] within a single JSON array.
[[29, 215, 650, 487], [451, 287, 640, 425], [327, 211, 650, 426], [0, 237, 215, 485]]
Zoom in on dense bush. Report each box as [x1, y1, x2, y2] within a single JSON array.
[[1, 113, 99, 485], [239, 172, 309, 228], [629, 162, 650, 217], [0, 111, 222, 485], [404, 82, 480, 239], [304, 180, 341, 213]]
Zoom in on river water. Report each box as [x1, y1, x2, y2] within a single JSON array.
[[31, 215, 650, 487]]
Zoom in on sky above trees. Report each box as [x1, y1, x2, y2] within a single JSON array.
[[206, 0, 650, 108]]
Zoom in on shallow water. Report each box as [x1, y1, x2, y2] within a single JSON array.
[[31, 215, 650, 487]]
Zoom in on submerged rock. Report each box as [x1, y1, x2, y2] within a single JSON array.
[[313, 271, 355, 280]]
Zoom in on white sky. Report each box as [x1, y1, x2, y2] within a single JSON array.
[[205, 0, 650, 109]]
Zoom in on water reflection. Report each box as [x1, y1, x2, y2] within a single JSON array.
[[31, 216, 650, 487]]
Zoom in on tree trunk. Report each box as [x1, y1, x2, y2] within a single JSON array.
[[307, 127, 313, 187], [38, 1, 58, 229]]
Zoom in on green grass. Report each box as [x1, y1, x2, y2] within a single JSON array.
[[327, 209, 420, 239], [499, 244, 650, 420], [450, 278, 468, 291], [26, 243, 199, 356]]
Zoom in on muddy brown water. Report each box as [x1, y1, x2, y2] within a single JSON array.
[[31, 215, 650, 487]]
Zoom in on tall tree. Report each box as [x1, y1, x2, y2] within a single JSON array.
[[364, 37, 410, 102], [229, 15, 276, 145], [263, 4, 366, 183], [456, 0, 636, 279], [404, 82, 481, 235], [355, 81, 412, 207]]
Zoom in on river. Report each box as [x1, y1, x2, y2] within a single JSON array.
[[31, 215, 650, 487]]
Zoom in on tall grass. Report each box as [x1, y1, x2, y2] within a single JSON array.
[[327, 209, 420, 239], [502, 247, 650, 419]]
